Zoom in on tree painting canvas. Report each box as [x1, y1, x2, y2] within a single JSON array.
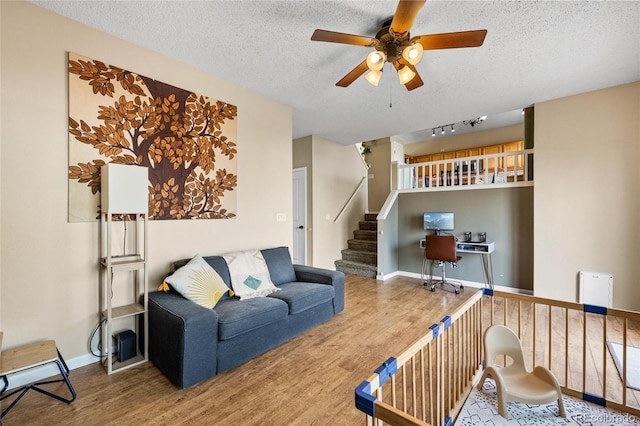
[[68, 52, 237, 222]]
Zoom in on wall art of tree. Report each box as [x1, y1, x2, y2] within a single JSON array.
[[68, 52, 237, 221]]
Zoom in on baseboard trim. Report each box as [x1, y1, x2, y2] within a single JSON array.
[[385, 270, 533, 295], [4, 352, 98, 391]]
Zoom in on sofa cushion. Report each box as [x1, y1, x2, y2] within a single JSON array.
[[267, 282, 335, 315], [201, 256, 232, 287], [214, 297, 288, 340], [261, 247, 296, 285]]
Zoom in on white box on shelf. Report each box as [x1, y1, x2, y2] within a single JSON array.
[[101, 164, 148, 213]]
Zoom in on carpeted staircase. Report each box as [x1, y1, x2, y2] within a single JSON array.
[[335, 213, 377, 278]]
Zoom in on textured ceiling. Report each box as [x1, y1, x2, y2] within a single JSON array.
[[33, 0, 640, 145]]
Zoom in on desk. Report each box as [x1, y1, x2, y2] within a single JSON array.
[[419, 239, 495, 288], [456, 241, 494, 254]]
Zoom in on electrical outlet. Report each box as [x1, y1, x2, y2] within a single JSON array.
[[325, 213, 331, 220]]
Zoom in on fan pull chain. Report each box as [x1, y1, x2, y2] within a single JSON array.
[[389, 79, 393, 108]]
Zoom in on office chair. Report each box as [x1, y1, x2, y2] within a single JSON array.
[[477, 325, 566, 419], [423, 235, 463, 294]]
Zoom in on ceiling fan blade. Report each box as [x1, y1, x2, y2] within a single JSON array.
[[311, 29, 375, 46], [414, 29, 488, 50], [336, 60, 369, 87], [390, 0, 426, 34], [394, 59, 424, 91]]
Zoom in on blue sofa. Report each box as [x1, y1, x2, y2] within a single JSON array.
[[148, 247, 345, 388]]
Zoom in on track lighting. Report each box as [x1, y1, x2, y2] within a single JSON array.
[[430, 115, 488, 137], [463, 116, 488, 127]]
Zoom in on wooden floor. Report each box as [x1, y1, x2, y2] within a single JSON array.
[[2, 275, 476, 425]]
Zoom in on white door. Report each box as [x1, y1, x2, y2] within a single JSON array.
[[292, 168, 306, 265]]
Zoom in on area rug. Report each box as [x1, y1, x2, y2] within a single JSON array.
[[607, 341, 640, 391], [456, 378, 638, 425]]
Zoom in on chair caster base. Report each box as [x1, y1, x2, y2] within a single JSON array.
[[455, 289, 460, 294], [430, 285, 435, 292]]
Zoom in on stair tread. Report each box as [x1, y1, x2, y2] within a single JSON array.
[[348, 239, 377, 245], [335, 260, 377, 270], [341, 248, 376, 255]]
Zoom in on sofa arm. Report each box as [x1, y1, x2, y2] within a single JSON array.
[[293, 265, 345, 314], [148, 291, 218, 388]]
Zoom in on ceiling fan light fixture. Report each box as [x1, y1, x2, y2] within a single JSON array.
[[397, 65, 416, 85], [402, 42, 424, 65], [366, 51, 386, 71], [365, 69, 383, 86]]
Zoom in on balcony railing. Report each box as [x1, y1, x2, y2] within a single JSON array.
[[396, 149, 534, 192]]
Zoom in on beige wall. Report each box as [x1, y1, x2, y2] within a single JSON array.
[[403, 123, 524, 157], [1, 2, 292, 355], [366, 137, 392, 212], [304, 136, 368, 269], [534, 82, 640, 310]]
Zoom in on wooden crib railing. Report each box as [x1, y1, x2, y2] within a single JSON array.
[[355, 288, 640, 425]]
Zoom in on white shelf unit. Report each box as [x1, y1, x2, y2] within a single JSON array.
[[100, 213, 148, 374]]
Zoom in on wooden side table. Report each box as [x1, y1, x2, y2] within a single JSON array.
[[0, 333, 76, 424]]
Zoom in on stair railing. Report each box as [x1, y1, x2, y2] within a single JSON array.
[[333, 176, 367, 224]]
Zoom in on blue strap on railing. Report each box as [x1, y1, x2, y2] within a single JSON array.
[[429, 323, 440, 338], [374, 357, 397, 386], [355, 381, 376, 417], [444, 416, 453, 426], [482, 288, 493, 296], [583, 392, 606, 407], [441, 315, 452, 330], [583, 304, 607, 316]]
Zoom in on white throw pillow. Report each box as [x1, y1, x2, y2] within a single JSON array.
[[160, 254, 233, 308], [223, 250, 280, 300]]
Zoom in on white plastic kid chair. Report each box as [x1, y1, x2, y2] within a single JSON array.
[[477, 325, 566, 419]]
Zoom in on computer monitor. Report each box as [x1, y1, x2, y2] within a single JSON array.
[[423, 212, 454, 234]]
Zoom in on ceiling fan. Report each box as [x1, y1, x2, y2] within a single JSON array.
[[311, 0, 487, 91]]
